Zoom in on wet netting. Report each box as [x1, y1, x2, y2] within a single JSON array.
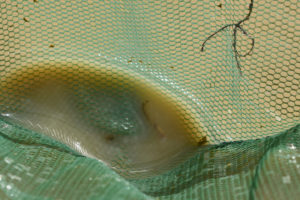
[[0, 0, 299, 199]]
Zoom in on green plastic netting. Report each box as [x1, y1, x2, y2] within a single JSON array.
[[0, 0, 299, 199]]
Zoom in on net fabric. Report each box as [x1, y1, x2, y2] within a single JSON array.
[[0, 0, 299, 199], [0, 118, 299, 200]]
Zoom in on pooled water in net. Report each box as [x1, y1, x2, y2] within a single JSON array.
[[0, 63, 205, 178]]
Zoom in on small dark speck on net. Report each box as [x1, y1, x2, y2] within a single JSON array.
[[105, 135, 115, 141]]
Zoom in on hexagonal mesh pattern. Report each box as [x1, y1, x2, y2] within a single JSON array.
[[0, 0, 299, 199]]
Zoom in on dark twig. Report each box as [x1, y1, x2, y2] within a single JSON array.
[[200, 24, 235, 52], [236, 25, 255, 57], [201, 0, 254, 75]]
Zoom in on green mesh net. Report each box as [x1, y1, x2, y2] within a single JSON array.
[[0, 0, 299, 199]]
